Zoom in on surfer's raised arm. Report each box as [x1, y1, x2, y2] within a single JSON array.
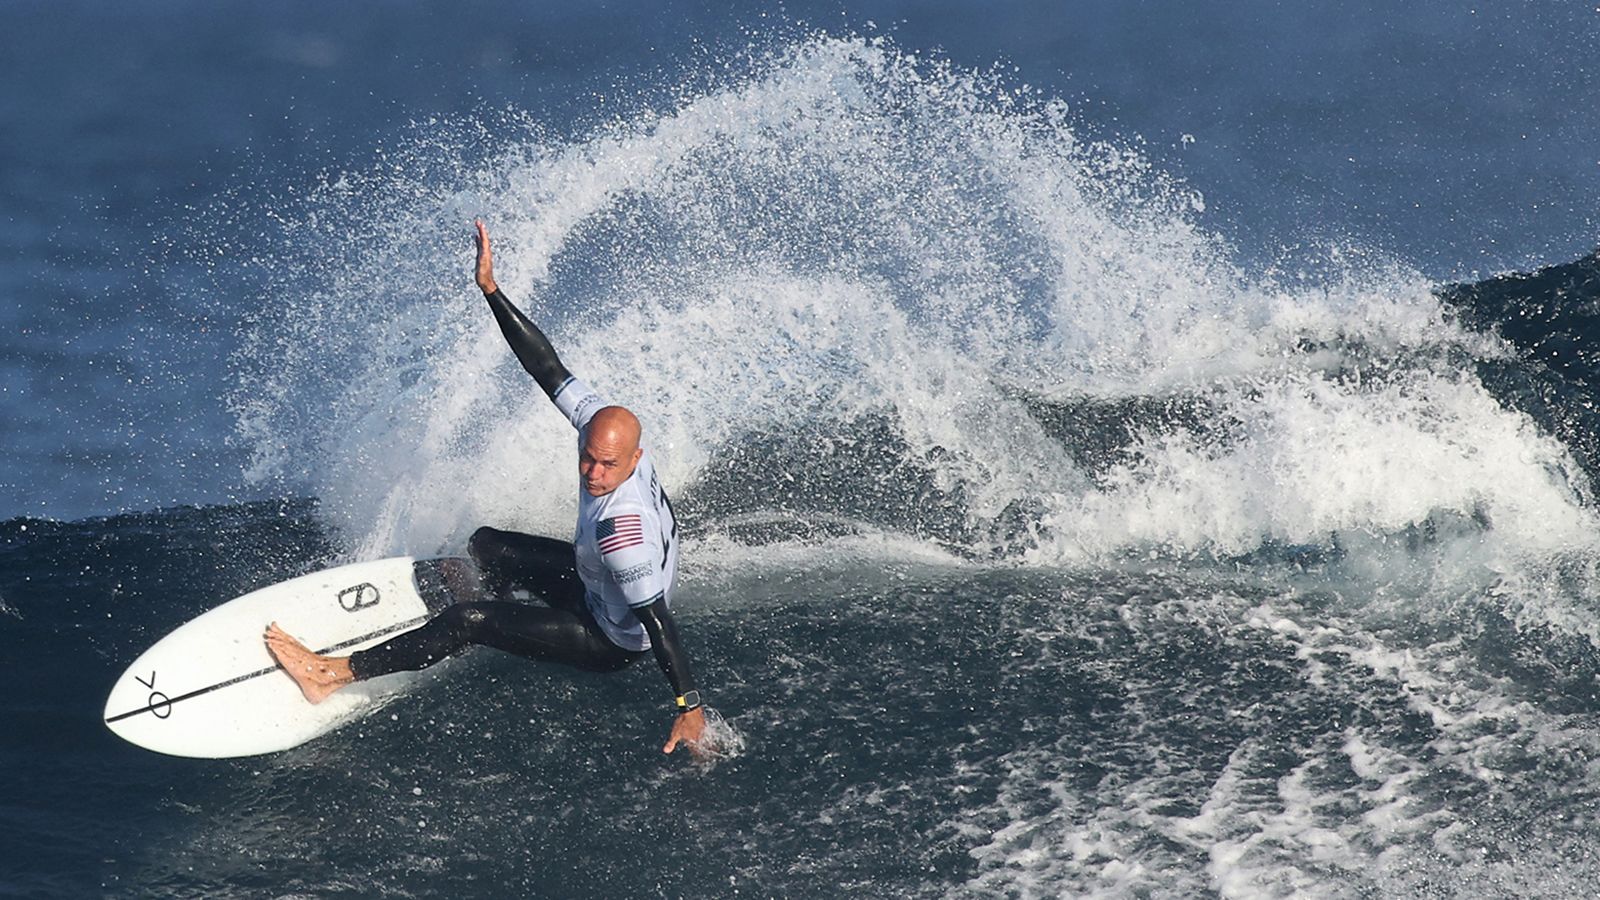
[[473, 220, 574, 399]]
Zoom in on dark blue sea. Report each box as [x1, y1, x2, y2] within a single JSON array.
[[5, 1, 1600, 896]]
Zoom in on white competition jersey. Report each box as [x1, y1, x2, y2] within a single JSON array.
[[553, 377, 679, 651]]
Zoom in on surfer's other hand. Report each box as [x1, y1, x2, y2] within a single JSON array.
[[663, 707, 707, 757], [473, 219, 498, 295]]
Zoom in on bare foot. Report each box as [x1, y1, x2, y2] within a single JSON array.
[[264, 622, 355, 704]]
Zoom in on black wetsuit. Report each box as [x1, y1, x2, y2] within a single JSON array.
[[346, 288, 699, 706]]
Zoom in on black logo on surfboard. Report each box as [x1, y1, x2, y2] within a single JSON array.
[[337, 583, 381, 612], [136, 671, 172, 719]]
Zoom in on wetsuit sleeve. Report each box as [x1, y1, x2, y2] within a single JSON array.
[[482, 287, 573, 399], [633, 598, 698, 700], [597, 513, 696, 697]]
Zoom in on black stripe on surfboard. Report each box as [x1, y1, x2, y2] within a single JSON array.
[[104, 615, 432, 725]]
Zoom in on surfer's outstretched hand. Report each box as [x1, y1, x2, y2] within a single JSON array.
[[663, 707, 707, 757], [473, 219, 498, 295]]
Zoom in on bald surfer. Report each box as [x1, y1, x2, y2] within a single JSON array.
[[265, 220, 707, 756]]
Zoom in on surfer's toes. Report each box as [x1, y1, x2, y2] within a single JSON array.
[[264, 623, 306, 656]]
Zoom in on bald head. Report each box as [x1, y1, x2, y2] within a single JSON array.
[[587, 406, 641, 451], [579, 406, 644, 496]]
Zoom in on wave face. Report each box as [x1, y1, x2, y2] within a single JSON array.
[[14, 30, 1600, 900]]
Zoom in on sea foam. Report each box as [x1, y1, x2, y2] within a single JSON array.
[[234, 34, 1600, 603]]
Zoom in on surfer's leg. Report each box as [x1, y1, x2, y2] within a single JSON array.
[[348, 600, 643, 680], [458, 601, 644, 672], [468, 526, 582, 604]]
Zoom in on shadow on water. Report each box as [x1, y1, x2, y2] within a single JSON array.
[[677, 410, 1042, 558], [1439, 249, 1600, 490]]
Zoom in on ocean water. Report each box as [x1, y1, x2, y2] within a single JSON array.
[[5, 1, 1600, 897]]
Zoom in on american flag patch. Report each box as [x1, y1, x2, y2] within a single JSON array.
[[597, 514, 645, 555]]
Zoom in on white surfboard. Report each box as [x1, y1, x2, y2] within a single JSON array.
[[104, 556, 467, 758]]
